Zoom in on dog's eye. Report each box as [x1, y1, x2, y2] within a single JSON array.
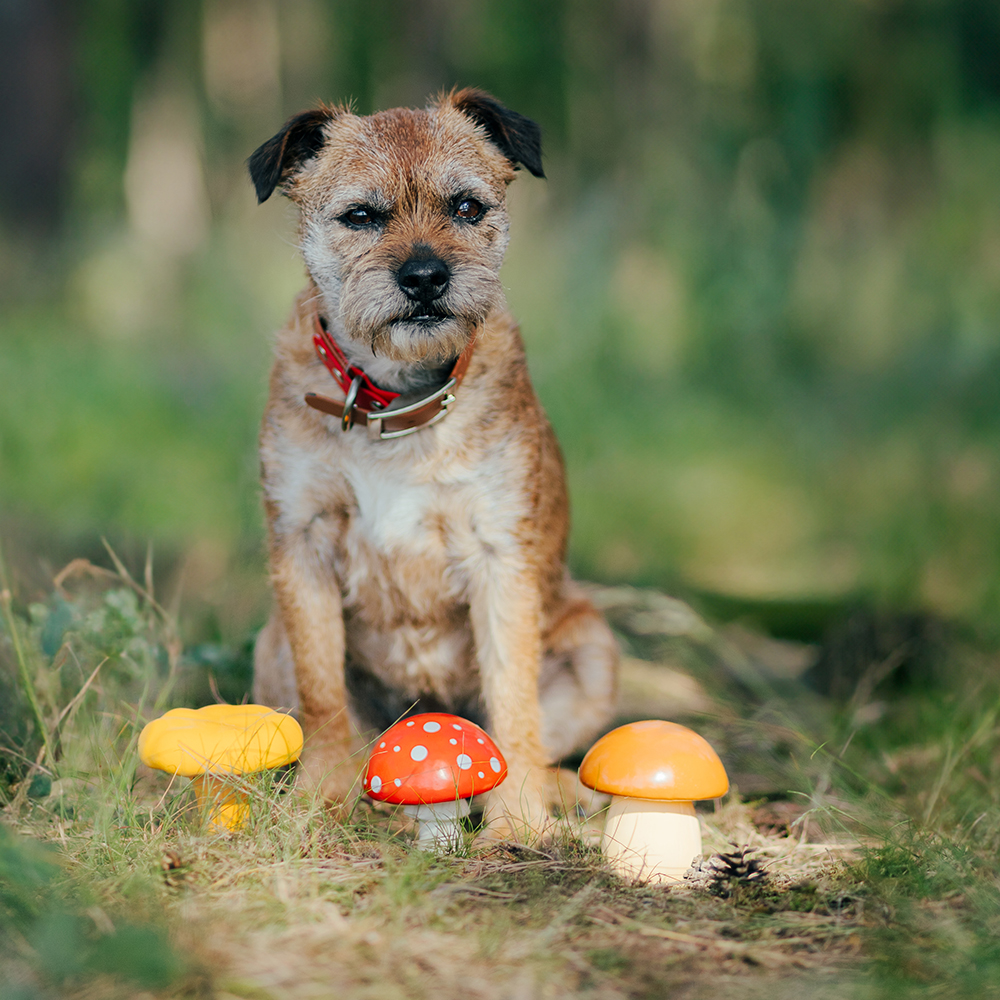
[[454, 198, 483, 221], [343, 207, 377, 227]]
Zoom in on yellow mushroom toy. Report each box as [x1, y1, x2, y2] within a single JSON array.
[[138, 704, 303, 831], [579, 720, 729, 883]]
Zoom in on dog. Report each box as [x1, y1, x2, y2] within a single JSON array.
[[247, 89, 619, 841]]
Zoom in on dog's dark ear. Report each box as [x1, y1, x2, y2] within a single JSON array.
[[450, 88, 545, 179], [248, 108, 336, 203]]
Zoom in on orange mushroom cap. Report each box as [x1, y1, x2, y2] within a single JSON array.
[[365, 713, 507, 805], [579, 720, 728, 801]]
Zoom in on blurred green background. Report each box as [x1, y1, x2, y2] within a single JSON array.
[[2, 0, 1000, 643]]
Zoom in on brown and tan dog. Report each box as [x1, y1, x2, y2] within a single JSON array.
[[247, 89, 618, 840]]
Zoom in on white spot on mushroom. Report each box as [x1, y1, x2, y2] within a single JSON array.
[[370, 775, 382, 793], [456, 754, 472, 770], [406, 721, 415, 727], [449, 738, 458, 745], [410, 745, 428, 762], [393, 745, 401, 752], [379, 742, 385, 748], [478, 771, 485, 779], [477, 738, 484, 744], [422, 721, 441, 733], [394, 778, 401, 787], [452, 724, 462, 730], [490, 757, 501, 772]]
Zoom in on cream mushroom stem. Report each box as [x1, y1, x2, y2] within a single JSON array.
[[602, 796, 702, 884], [403, 799, 471, 850]]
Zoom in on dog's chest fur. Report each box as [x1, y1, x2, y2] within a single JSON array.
[[269, 437, 481, 701], [334, 444, 481, 703]]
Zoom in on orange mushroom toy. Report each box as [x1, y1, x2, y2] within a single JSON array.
[[138, 704, 303, 832], [364, 713, 507, 849], [579, 720, 728, 883]]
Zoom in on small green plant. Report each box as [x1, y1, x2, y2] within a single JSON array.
[[586, 946, 631, 973]]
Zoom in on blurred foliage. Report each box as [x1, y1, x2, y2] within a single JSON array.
[[0, 823, 183, 995], [851, 836, 1000, 995], [2, 0, 1000, 635]]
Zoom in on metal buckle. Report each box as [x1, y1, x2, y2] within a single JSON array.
[[341, 375, 362, 432], [367, 380, 458, 440]]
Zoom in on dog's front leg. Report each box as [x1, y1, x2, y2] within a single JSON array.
[[269, 537, 358, 807], [468, 563, 553, 842]]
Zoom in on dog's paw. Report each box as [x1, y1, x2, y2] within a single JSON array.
[[481, 765, 555, 845]]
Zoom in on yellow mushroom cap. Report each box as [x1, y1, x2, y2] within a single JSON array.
[[579, 720, 728, 801], [138, 704, 303, 777]]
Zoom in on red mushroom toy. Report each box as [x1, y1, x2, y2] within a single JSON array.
[[364, 713, 508, 849]]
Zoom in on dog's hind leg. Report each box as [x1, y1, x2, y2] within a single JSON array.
[[253, 611, 300, 714], [539, 585, 619, 763], [536, 588, 618, 819]]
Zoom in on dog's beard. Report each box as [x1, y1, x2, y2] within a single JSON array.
[[337, 262, 501, 368]]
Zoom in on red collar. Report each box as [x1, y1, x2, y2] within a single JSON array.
[[312, 317, 400, 411], [306, 311, 477, 439]]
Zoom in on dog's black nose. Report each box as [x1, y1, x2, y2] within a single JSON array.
[[397, 255, 450, 303]]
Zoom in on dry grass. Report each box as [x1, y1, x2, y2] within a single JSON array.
[[5, 727, 867, 1000], [7, 786, 865, 1000]]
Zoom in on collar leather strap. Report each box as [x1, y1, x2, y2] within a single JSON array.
[[304, 312, 476, 440]]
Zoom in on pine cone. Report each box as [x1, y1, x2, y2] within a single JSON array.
[[707, 845, 768, 896], [161, 850, 191, 888]]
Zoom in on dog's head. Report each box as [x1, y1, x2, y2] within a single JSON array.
[[248, 89, 543, 368]]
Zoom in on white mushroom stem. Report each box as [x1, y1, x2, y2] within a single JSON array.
[[602, 797, 702, 884], [404, 799, 471, 850]]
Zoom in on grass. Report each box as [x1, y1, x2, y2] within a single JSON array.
[[5, 547, 1000, 997]]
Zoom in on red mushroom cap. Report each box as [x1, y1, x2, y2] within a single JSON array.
[[365, 713, 508, 805]]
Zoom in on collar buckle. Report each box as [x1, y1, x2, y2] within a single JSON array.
[[367, 381, 458, 440], [341, 375, 362, 432]]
